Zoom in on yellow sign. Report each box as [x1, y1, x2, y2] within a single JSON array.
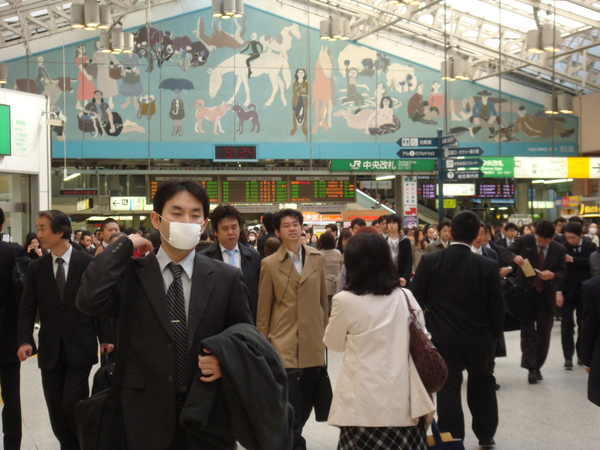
[[580, 203, 600, 217], [568, 158, 589, 178], [435, 199, 457, 209]]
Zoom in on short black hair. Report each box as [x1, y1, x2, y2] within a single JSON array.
[[351, 218, 367, 229], [100, 218, 118, 232], [273, 209, 303, 231], [504, 223, 519, 232], [153, 180, 210, 217], [450, 211, 480, 243], [371, 219, 380, 226], [211, 205, 243, 230], [24, 232, 38, 249], [325, 223, 338, 233], [262, 213, 275, 233], [0, 207, 4, 226], [564, 221, 583, 236], [80, 230, 92, 239], [318, 231, 336, 250], [568, 216, 584, 226], [536, 220, 556, 239], [554, 217, 567, 225], [344, 233, 399, 295], [38, 210, 72, 240], [386, 214, 402, 225], [437, 219, 451, 233]]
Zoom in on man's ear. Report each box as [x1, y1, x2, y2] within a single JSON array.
[[275, 229, 280, 238], [150, 211, 161, 231]]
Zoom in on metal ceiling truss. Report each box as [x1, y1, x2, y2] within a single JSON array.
[[1, 0, 599, 92]]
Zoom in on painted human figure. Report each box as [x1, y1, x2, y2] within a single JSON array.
[[169, 90, 185, 136], [470, 89, 499, 137], [84, 90, 116, 137], [35, 56, 52, 94], [342, 61, 364, 106], [407, 82, 438, 125], [75, 44, 96, 111], [119, 52, 143, 110], [92, 40, 120, 109], [428, 81, 445, 116], [365, 96, 401, 135], [240, 33, 263, 78], [291, 69, 308, 136], [514, 105, 574, 138]]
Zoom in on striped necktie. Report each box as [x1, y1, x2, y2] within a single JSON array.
[[56, 257, 66, 302], [167, 262, 187, 392]]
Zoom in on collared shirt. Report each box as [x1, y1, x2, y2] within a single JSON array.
[[441, 239, 450, 248], [471, 245, 483, 255], [102, 241, 109, 248], [451, 242, 471, 249], [51, 245, 73, 281], [219, 243, 241, 268], [156, 246, 195, 318], [536, 245, 549, 259], [286, 245, 303, 276]]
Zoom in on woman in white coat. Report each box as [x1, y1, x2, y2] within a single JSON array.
[[324, 233, 435, 449]]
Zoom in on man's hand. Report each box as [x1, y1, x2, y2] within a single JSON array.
[[198, 349, 222, 382], [556, 292, 564, 308], [538, 270, 555, 281], [514, 255, 525, 267], [100, 344, 115, 354], [399, 277, 407, 287], [566, 254, 574, 263], [17, 344, 33, 362], [499, 267, 512, 278], [128, 234, 154, 256]]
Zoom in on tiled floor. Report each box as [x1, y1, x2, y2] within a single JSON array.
[[8, 321, 600, 449]]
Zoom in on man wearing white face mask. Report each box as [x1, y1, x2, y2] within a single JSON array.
[[77, 180, 253, 449], [587, 223, 599, 247]]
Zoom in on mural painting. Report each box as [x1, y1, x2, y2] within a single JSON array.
[[6, 5, 577, 158]]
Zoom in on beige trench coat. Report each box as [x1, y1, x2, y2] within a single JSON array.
[[257, 244, 328, 369]]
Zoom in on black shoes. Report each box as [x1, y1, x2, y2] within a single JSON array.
[[479, 438, 496, 448], [565, 359, 574, 370], [528, 368, 542, 384]]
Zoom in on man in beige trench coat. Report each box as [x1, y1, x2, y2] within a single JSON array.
[[257, 208, 328, 450]]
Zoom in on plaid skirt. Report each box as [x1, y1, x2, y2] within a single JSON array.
[[338, 421, 427, 450]]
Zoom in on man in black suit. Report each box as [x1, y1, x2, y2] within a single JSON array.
[[411, 211, 505, 448], [201, 204, 261, 321], [0, 208, 24, 450], [17, 210, 114, 449], [495, 222, 518, 248], [581, 275, 600, 407], [385, 214, 412, 287], [77, 181, 253, 449], [503, 220, 567, 384], [558, 221, 597, 369], [257, 212, 277, 258]]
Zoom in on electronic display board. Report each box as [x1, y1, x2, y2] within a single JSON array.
[[477, 183, 515, 199], [214, 145, 258, 161], [148, 176, 219, 203], [290, 176, 355, 202], [222, 176, 288, 203]]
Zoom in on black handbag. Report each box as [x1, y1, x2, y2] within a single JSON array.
[[91, 349, 115, 395], [502, 275, 535, 322], [75, 283, 135, 450], [313, 351, 333, 422]]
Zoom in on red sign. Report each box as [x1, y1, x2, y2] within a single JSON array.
[[59, 188, 99, 196]]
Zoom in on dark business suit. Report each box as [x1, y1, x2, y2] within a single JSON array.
[[76, 236, 253, 449], [503, 235, 567, 371], [0, 242, 24, 450], [581, 276, 600, 407], [200, 242, 261, 322], [387, 235, 412, 287], [411, 244, 504, 442], [18, 248, 112, 449], [560, 238, 597, 361]]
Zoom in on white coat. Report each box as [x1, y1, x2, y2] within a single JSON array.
[[324, 288, 435, 427]]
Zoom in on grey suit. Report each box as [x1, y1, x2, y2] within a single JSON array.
[[76, 236, 253, 449]]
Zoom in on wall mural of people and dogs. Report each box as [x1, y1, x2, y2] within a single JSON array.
[[9, 5, 577, 157]]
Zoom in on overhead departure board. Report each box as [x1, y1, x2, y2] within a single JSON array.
[[290, 176, 355, 202], [477, 183, 515, 199], [222, 176, 288, 203], [148, 176, 219, 203]]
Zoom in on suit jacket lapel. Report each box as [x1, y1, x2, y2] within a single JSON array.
[[136, 253, 172, 338], [300, 246, 318, 284], [62, 250, 82, 308], [41, 254, 61, 305], [277, 245, 300, 283], [187, 253, 215, 350]]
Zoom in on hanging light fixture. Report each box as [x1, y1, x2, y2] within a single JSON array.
[[0, 63, 8, 84], [440, 56, 470, 81], [71, 1, 111, 31], [99, 28, 134, 55], [545, 92, 573, 114], [526, 26, 561, 54], [212, 0, 244, 19], [387, 0, 422, 4], [319, 16, 351, 41]]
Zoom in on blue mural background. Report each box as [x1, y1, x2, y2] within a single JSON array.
[[6, 5, 578, 159]]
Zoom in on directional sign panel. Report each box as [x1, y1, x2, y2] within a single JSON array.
[[441, 134, 458, 147], [445, 146, 485, 157], [397, 137, 439, 148], [444, 158, 484, 169], [110, 196, 147, 211], [397, 149, 441, 158], [445, 170, 484, 181]]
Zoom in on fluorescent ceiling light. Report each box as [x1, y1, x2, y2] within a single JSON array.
[[376, 175, 396, 180], [63, 172, 81, 181]]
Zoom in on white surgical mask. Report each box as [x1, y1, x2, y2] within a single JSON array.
[[590, 227, 597, 235], [159, 215, 203, 250], [249, 236, 256, 242]]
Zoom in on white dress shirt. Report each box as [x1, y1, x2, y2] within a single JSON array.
[[219, 243, 241, 268], [156, 246, 195, 318], [51, 245, 73, 281]]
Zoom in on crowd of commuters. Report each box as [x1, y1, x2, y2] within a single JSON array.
[[1, 196, 600, 449]]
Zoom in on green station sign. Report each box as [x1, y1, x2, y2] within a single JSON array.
[[330, 159, 435, 172]]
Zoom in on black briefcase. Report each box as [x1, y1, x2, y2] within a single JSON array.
[[502, 276, 535, 322], [75, 389, 125, 450], [92, 350, 115, 395]]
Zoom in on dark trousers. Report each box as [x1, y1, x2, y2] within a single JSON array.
[[286, 366, 320, 450], [435, 340, 498, 442], [40, 345, 92, 450], [521, 292, 554, 370], [0, 361, 22, 450], [561, 294, 583, 360]]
